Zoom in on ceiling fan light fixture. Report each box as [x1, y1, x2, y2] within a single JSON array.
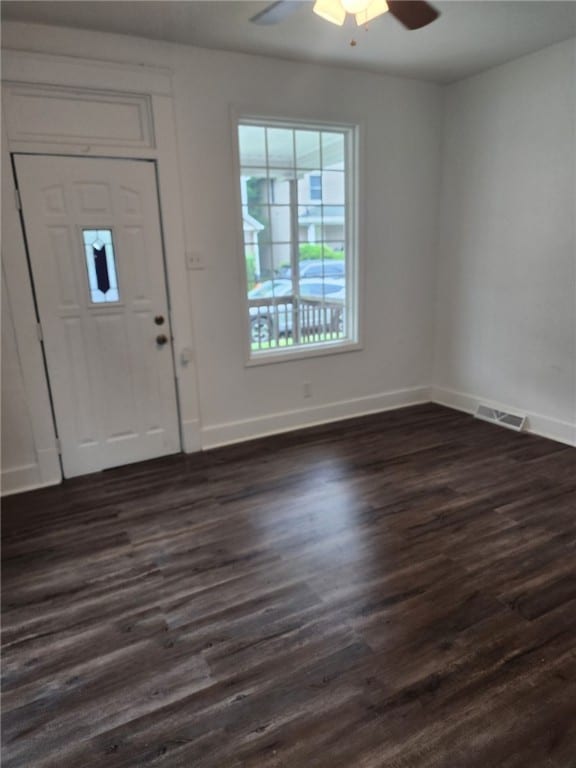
[[354, 0, 389, 25], [341, 0, 368, 11], [313, 0, 347, 26]]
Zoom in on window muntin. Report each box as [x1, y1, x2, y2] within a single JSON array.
[[238, 120, 356, 359]]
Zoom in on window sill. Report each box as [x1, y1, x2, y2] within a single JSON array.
[[245, 339, 362, 367]]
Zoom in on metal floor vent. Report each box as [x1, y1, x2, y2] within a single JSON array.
[[475, 404, 526, 432]]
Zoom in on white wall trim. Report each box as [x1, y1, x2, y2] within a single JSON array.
[[431, 386, 576, 447], [3, 82, 155, 150], [37, 447, 62, 485], [181, 418, 203, 453], [1, 122, 63, 495], [201, 386, 431, 449], [1, 464, 60, 497], [2, 49, 173, 96], [1, 48, 202, 496]]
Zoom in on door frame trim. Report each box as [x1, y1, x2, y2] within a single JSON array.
[[12, 152, 184, 475], [2, 51, 202, 493]]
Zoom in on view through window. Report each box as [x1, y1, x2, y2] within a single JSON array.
[[238, 120, 357, 358]]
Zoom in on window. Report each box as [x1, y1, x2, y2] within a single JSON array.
[[82, 229, 120, 303], [309, 174, 322, 201], [237, 119, 358, 360]]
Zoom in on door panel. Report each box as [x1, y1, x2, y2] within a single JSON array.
[[15, 155, 180, 477]]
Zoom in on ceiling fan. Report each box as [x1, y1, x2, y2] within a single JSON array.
[[251, 0, 440, 30]]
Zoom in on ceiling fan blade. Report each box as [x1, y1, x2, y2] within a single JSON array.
[[250, 1, 304, 25], [387, 0, 440, 30]]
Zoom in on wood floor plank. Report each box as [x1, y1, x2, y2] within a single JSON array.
[[2, 403, 575, 767]]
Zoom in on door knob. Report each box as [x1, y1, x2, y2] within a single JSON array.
[[156, 334, 168, 346]]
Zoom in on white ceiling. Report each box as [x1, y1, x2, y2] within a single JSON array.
[[2, 1, 576, 83]]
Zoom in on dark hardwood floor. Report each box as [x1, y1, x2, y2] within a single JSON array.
[[2, 403, 576, 768]]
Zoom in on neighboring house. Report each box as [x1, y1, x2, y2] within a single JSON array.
[[241, 144, 345, 277], [296, 167, 345, 249]]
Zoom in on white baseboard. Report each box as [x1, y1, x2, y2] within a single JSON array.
[[201, 386, 432, 450], [38, 446, 62, 484], [431, 386, 576, 447], [1, 462, 60, 497], [4, 386, 571, 496], [1, 447, 62, 497], [181, 418, 202, 453]]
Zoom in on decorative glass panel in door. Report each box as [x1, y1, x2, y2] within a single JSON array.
[[82, 229, 120, 303], [15, 155, 181, 477]]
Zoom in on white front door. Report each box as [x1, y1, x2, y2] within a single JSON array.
[[15, 155, 181, 477]]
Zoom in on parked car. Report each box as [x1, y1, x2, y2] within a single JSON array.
[[248, 279, 293, 300], [248, 278, 345, 344], [278, 260, 346, 280]]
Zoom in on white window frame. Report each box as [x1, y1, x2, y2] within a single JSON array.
[[233, 113, 362, 366]]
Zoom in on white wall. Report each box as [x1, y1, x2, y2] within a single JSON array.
[[172, 46, 442, 442], [1, 273, 38, 485], [1, 21, 442, 493], [433, 38, 576, 445], [3, 22, 573, 496], [1, 106, 64, 495]]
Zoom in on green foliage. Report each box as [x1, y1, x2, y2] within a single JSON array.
[[245, 178, 268, 229], [298, 243, 344, 261], [279, 244, 345, 269], [245, 252, 257, 289]]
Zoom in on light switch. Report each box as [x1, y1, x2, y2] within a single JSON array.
[[180, 347, 194, 366]]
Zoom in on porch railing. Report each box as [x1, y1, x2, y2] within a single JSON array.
[[249, 295, 345, 351]]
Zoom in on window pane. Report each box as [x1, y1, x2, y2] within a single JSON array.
[[238, 120, 354, 357], [248, 276, 295, 352], [267, 169, 296, 204], [246, 212, 272, 247], [271, 243, 293, 276], [239, 125, 267, 166], [268, 205, 292, 243], [244, 244, 260, 291], [248, 278, 293, 299], [322, 132, 345, 169], [300, 262, 325, 278], [82, 229, 120, 304], [298, 204, 345, 245], [267, 128, 294, 168], [309, 174, 322, 201], [295, 261, 346, 282], [295, 130, 321, 169], [321, 243, 347, 262], [320, 220, 346, 245], [321, 171, 346, 204], [241, 172, 272, 214], [323, 260, 347, 278]]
